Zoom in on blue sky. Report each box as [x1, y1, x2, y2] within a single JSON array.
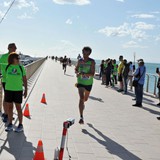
[[0, 0, 160, 63]]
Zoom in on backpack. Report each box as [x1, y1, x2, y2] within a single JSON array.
[[122, 63, 130, 77], [5, 64, 23, 76]]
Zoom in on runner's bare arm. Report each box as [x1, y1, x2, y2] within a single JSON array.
[[23, 76, 28, 98], [75, 61, 79, 74]]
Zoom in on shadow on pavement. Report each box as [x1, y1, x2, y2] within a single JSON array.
[[0, 131, 36, 159], [64, 74, 74, 77], [82, 123, 142, 160], [141, 106, 160, 116], [89, 96, 104, 103]]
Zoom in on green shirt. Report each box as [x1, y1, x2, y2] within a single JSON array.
[[5, 65, 26, 91], [77, 58, 95, 86], [0, 53, 9, 82]]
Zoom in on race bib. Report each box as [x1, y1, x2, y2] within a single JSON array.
[[81, 75, 90, 80]]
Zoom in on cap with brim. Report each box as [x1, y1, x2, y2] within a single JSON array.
[[137, 59, 144, 63]]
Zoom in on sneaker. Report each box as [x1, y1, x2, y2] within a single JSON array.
[[1, 113, 6, 118], [2, 114, 8, 123], [117, 89, 123, 92], [15, 124, 23, 133], [132, 104, 142, 107], [79, 118, 84, 124], [5, 123, 13, 132]]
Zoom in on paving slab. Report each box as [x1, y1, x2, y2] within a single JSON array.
[[0, 59, 160, 160]]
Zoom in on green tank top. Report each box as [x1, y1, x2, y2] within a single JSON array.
[[78, 59, 94, 86], [113, 64, 118, 75]]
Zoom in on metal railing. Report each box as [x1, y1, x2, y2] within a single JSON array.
[[145, 74, 158, 96]]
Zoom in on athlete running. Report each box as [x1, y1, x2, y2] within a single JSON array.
[[62, 56, 68, 74], [75, 47, 95, 124]]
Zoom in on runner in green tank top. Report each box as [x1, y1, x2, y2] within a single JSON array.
[[75, 47, 95, 124], [0, 43, 17, 123]]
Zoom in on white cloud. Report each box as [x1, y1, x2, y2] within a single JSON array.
[[151, 11, 160, 14], [122, 41, 147, 48], [99, 22, 154, 40], [134, 22, 155, 30], [116, 0, 125, 2], [18, 13, 33, 19], [66, 18, 72, 25], [131, 14, 155, 19], [52, 0, 91, 5], [99, 23, 130, 37], [3, 0, 39, 12]]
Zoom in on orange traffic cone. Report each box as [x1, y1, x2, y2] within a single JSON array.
[[41, 93, 47, 104], [33, 140, 45, 160], [23, 103, 30, 117]]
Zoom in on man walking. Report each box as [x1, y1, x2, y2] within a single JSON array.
[[75, 47, 95, 124], [0, 43, 17, 122]]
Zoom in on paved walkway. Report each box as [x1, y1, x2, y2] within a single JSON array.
[[0, 59, 160, 160]]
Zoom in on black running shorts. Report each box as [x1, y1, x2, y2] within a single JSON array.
[[118, 74, 123, 82], [5, 90, 23, 104], [77, 84, 92, 92]]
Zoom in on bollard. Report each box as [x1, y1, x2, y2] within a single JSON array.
[[54, 118, 75, 160]]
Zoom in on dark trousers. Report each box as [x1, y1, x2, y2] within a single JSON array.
[[106, 74, 112, 86], [135, 84, 143, 105], [123, 76, 128, 93]]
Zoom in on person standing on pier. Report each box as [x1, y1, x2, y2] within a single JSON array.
[[117, 55, 124, 92], [156, 68, 160, 120], [5, 53, 27, 132], [0, 43, 17, 123], [75, 47, 95, 124], [132, 59, 146, 107]]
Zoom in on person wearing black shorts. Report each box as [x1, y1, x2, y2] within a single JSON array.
[[75, 47, 95, 124], [4, 53, 27, 132]]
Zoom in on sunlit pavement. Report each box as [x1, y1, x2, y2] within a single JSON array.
[[0, 59, 160, 160]]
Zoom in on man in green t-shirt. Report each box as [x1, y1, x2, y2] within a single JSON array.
[[0, 43, 17, 122]]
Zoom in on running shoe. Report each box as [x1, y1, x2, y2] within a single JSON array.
[[2, 114, 8, 123], [1, 113, 5, 118], [15, 124, 24, 133], [79, 118, 84, 124], [5, 123, 13, 132]]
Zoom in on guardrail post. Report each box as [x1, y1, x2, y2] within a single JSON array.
[[146, 74, 149, 93]]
